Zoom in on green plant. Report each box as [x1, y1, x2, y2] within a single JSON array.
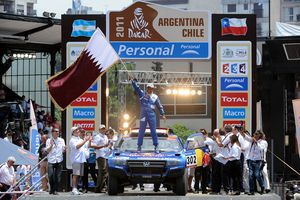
[[168, 123, 196, 144]]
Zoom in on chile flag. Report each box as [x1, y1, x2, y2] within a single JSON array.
[[221, 18, 247, 36]]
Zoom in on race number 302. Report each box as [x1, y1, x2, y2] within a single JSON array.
[[186, 155, 197, 167]]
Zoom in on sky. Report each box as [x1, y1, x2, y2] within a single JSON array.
[[34, 0, 134, 18]]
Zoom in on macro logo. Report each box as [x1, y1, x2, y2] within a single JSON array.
[[221, 77, 248, 91], [128, 7, 151, 39], [71, 93, 97, 106], [221, 93, 248, 106], [73, 108, 95, 119], [223, 108, 246, 119], [72, 120, 95, 131]]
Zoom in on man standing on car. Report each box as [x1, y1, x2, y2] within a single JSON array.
[[129, 74, 166, 153]]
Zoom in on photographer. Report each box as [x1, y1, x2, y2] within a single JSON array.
[[286, 180, 300, 200]]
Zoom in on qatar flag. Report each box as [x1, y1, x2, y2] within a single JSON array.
[[46, 28, 120, 110], [221, 18, 247, 36]]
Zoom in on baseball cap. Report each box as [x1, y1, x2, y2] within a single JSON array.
[[20, 171, 25, 175], [99, 124, 106, 129], [79, 129, 85, 132], [147, 83, 154, 88], [70, 127, 79, 133]]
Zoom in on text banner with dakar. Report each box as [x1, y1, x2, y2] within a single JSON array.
[[107, 1, 211, 60]]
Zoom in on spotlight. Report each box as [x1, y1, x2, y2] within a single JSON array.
[[184, 89, 190, 95], [123, 122, 128, 128], [24, 54, 28, 58], [191, 90, 196, 95], [32, 55, 36, 59], [166, 89, 171, 94], [124, 114, 129, 120], [179, 89, 184, 95], [13, 54, 17, 57], [28, 54, 32, 59], [17, 54, 21, 58], [198, 90, 202, 95], [20, 54, 24, 58], [173, 89, 177, 95]]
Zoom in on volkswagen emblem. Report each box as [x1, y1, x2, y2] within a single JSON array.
[[143, 161, 150, 167]]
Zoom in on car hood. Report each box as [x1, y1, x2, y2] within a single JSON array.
[[109, 150, 185, 160]]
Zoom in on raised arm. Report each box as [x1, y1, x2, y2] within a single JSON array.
[[129, 74, 143, 98]]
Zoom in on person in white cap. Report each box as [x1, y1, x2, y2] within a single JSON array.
[[46, 128, 67, 195], [129, 74, 166, 153], [69, 127, 91, 195]]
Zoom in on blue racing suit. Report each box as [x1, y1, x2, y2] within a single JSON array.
[[131, 80, 165, 146]]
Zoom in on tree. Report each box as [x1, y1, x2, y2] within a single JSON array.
[[169, 123, 196, 144]]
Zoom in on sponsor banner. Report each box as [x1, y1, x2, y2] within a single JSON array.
[[221, 93, 248, 106], [107, 1, 211, 59], [88, 82, 98, 91], [73, 108, 95, 119], [112, 42, 209, 59], [71, 93, 98, 107], [221, 46, 248, 60], [223, 108, 246, 119], [223, 120, 246, 129], [70, 47, 84, 61], [72, 120, 95, 131], [220, 77, 248, 91], [221, 62, 248, 75]]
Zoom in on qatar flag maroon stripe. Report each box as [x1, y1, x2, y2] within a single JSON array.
[[45, 28, 120, 111]]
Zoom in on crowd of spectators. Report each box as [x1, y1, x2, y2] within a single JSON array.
[[0, 95, 61, 150]]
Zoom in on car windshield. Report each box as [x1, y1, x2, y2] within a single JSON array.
[[118, 137, 182, 152], [185, 134, 206, 150]]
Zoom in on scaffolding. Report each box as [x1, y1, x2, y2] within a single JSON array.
[[115, 70, 212, 127]]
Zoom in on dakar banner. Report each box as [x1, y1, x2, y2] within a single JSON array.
[[292, 99, 300, 157], [107, 1, 211, 60]]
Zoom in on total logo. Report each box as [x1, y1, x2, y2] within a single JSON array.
[[72, 120, 95, 131], [221, 93, 248, 106], [223, 121, 246, 129], [71, 93, 97, 107]]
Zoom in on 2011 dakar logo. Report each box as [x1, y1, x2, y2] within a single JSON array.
[[128, 8, 151, 39]]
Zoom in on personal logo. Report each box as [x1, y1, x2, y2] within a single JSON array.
[[220, 77, 248, 91], [221, 93, 248, 106], [128, 8, 151, 39], [222, 48, 233, 58], [143, 161, 150, 167]]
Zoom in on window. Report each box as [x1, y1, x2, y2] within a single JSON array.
[[283, 7, 299, 21], [2, 53, 52, 112], [244, 4, 248, 10], [254, 3, 263, 18], [17, 4, 24, 15], [283, 43, 300, 60], [228, 4, 236, 12]]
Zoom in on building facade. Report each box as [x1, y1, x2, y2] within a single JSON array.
[[0, 0, 37, 16]]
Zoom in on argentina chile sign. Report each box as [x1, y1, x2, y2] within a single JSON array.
[[107, 1, 211, 60]]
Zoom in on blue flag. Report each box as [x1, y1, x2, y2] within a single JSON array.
[[71, 20, 96, 37]]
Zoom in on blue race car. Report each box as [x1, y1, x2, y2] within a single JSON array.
[[107, 127, 188, 195]]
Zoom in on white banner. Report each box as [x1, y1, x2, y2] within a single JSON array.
[[292, 99, 300, 156]]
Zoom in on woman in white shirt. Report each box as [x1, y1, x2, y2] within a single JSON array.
[[224, 134, 242, 195]]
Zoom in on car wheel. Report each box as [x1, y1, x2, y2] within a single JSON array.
[[108, 173, 118, 195], [174, 168, 188, 196]]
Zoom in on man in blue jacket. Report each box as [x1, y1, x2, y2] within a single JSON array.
[[129, 74, 166, 153]]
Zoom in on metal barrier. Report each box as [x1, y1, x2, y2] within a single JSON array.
[[271, 183, 288, 200]]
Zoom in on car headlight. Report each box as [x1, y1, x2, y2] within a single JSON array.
[[112, 159, 127, 166], [166, 160, 182, 166]]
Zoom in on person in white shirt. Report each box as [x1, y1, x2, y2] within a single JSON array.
[[69, 127, 91, 195], [16, 165, 27, 180], [44, 121, 53, 139], [242, 133, 251, 194], [224, 135, 242, 195], [4, 132, 12, 143], [259, 133, 270, 193], [213, 125, 232, 194], [240, 130, 265, 195], [0, 157, 16, 200], [91, 125, 109, 193], [46, 128, 67, 195]]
